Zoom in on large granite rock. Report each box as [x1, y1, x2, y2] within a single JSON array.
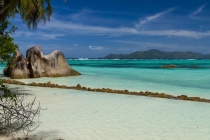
[[4, 50, 30, 79], [4, 46, 80, 79]]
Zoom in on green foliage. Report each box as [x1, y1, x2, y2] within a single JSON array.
[[0, 0, 54, 29], [0, 79, 17, 103], [0, 19, 18, 101], [0, 19, 18, 62]]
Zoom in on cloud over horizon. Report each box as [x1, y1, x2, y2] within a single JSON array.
[[31, 16, 210, 39], [11, 0, 210, 57], [89, 45, 104, 50]]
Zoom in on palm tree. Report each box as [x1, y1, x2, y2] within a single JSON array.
[[0, 0, 53, 29], [0, 1, 55, 136]]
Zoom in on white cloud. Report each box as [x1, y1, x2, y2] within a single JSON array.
[[137, 30, 210, 38], [11, 13, 206, 40], [190, 4, 207, 17], [12, 31, 65, 40], [89, 45, 103, 50], [135, 8, 175, 28], [111, 40, 175, 48], [109, 40, 210, 53], [68, 9, 91, 21], [40, 18, 138, 36], [38, 17, 210, 38]]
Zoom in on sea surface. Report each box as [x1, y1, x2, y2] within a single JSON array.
[[0, 59, 210, 140]]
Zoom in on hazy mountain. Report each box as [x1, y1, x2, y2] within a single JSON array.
[[103, 49, 209, 59]]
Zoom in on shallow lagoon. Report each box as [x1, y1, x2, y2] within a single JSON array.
[[10, 59, 210, 98], [1, 59, 210, 140]]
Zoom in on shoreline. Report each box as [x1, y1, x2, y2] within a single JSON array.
[[2, 79, 210, 104], [1, 79, 210, 140]]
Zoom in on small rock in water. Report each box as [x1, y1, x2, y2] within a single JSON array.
[[76, 84, 82, 89]]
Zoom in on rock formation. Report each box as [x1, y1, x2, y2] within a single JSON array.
[[162, 64, 176, 68], [4, 46, 80, 79], [2, 79, 210, 103], [4, 50, 30, 79]]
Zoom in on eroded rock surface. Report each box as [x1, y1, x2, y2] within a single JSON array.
[[4, 46, 80, 79], [4, 50, 30, 79]]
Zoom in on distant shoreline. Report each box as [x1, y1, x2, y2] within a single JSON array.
[[102, 49, 210, 59]]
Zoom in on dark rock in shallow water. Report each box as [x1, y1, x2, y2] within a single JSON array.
[[76, 84, 82, 89], [162, 64, 176, 68], [4, 46, 81, 79]]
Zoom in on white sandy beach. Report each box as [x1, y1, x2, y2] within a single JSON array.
[[1, 59, 210, 140], [1, 84, 210, 140]]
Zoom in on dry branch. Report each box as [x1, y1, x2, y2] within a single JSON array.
[[0, 87, 41, 137]]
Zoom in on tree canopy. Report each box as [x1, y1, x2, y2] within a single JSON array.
[[0, 0, 55, 61], [0, 0, 54, 136], [0, 19, 18, 62], [0, 0, 53, 29]]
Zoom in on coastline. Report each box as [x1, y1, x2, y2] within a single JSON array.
[[2, 79, 210, 103], [1, 83, 210, 140], [1, 59, 210, 139]]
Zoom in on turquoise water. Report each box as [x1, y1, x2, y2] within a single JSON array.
[[67, 59, 210, 98], [1, 60, 210, 140], [67, 59, 210, 69], [3, 59, 209, 98]]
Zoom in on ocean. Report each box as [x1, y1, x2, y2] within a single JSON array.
[[0, 59, 210, 140]]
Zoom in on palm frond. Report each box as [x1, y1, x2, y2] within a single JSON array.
[[0, 0, 53, 29]]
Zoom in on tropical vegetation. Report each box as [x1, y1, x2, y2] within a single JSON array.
[[0, 0, 55, 137]]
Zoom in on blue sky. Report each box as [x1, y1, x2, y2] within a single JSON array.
[[11, 0, 210, 58]]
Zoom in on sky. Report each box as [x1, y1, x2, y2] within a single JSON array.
[[10, 0, 210, 58]]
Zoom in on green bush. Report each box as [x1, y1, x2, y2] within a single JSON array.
[[0, 19, 18, 63]]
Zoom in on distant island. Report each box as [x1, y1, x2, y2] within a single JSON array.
[[103, 49, 210, 59]]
